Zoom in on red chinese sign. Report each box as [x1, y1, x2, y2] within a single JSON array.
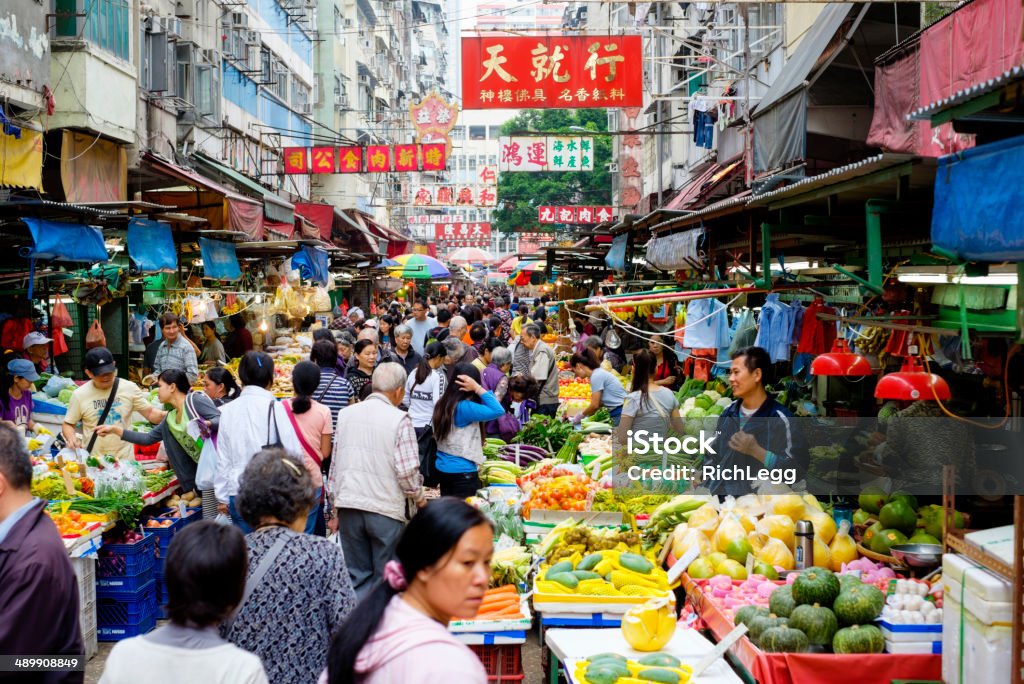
[[435, 222, 492, 247], [410, 186, 496, 207], [538, 206, 615, 224], [409, 92, 460, 150], [519, 231, 556, 242], [282, 144, 446, 174], [462, 35, 643, 110]]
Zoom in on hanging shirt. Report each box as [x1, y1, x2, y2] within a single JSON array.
[[683, 298, 731, 351], [796, 300, 837, 355], [789, 300, 805, 345], [754, 293, 795, 363]]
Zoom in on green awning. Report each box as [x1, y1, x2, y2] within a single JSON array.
[[193, 152, 295, 224]]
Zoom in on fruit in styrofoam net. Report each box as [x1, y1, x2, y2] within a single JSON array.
[[755, 515, 796, 550], [771, 494, 807, 523], [756, 537, 795, 571], [805, 506, 837, 544], [828, 521, 858, 571], [792, 568, 841, 607], [620, 597, 677, 651], [712, 515, 747, 553]]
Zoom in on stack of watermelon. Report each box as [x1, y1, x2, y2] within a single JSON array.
[[735, 568, 887, 654]]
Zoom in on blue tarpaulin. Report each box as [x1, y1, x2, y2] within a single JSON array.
[[127, 218, 177, 272], [932, 134, 1024, 260], [605, 233, 629, 273], [290, 245, 330, 286], [22, 218, 107, 262], [199, 237, 241, 281]]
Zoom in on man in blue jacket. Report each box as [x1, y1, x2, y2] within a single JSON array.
[[703, 346, 806, 495]]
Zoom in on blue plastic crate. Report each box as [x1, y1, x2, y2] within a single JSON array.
[[98, 608, 156, 642], [155, 578, 167, 620], [96, 582, 157, 626], [96, 567, 154, 596], [154, 555, 165, 576], [97, 533, 157, 578]]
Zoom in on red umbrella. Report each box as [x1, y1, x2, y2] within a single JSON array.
[[497, 256, 519, 273]]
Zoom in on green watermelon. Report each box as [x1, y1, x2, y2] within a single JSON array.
[[792, 568, 841, 607], [889, 491, 918, 511], [788, 603, 838, 646], [769, 584, 797, 618], [748, 615, 789, 645], [833, 584, 885, 626], [734, 606, 771, 629], [879, 500, 917, 535], [833, 624, 885, 654], [759, 626, 811, 653], [869, 528, 908, 555], [858, 488, 888, 515], [852, 508, 872, 526]]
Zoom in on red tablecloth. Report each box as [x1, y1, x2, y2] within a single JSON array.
[[683, 575, 943, 684]]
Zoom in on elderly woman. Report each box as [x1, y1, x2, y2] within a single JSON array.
[[224, 449, 356, 684], [441, 337, 467, 382], [388, 324, 422, 375], [481, 343, 511, 402]]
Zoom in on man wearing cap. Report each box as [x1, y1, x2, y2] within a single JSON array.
[[151, 313, 199, 384], [2, 359, 40, 432], [22, 331, 53, 374], [61, 348, 164, 459]]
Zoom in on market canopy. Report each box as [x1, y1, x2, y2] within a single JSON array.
[[497, 255, 520, 273], [127, 217, 177, 272], [387, 253, 450, 279], [22, 218, 107, 263], [199, 237, 242, 281], [448, 247, 496, 265], [194, 152, 295, 225]]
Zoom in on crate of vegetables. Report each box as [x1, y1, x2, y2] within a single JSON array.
[[97, 530, 157, 578]]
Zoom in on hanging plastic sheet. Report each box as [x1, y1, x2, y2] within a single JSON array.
[[645, 228, 704, 271], [289, 245, 330, 286], [931, 134, 1024, 260], [198, 237, 242, 281], [127, 217, 177, 272], [22, 218, 107, 262], [605, 233, 629, 273]]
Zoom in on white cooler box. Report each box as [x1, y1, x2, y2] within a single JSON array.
[[942, 553, 1012, 684]]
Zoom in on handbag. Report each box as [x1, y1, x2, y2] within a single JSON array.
[[262, 401, 284, 450], [416, 425, 439, 488]]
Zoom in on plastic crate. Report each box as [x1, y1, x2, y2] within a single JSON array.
[[96, 582, 157, 626], [96, 567, 154, 595], [98, 609, 156, 642], [469, 645, 524, 683], [155, 572, 167, 620], [97, 533, 157, 578], [72, 556, 96, 608], [134, 442, 161, 460], [80, 598, 97, 659]]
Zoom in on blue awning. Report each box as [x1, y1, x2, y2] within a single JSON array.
[[127, 218, 176, 272], [22, 218, 107, 262], [290, 245, 330, 286], [199, 237, 241, 281], [932, 134, 1024, 261]]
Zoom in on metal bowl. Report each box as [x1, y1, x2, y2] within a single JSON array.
[[889, 543, 944, 568]]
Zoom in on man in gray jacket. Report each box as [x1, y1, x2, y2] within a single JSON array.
[[329, 363, 426, 598], [521, 323, 560, 416]]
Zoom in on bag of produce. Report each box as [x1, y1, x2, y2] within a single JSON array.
[[756, 535, 795, 571]]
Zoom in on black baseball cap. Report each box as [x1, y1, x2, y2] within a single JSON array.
[[84, 347, 117, 375]]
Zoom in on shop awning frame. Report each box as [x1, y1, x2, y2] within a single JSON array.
[[193, 152, 295, 224], [140, 153, 261, 207], [907, 64, 1024, 126]]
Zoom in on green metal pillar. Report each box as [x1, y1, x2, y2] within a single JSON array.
[[758, 222, 773, 288], [864, 199, 891, 292]]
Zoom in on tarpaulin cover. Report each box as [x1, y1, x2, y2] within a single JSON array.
[[295, 203, 334, 241], [227, 197, 264, 240], [290, 245, 330, 286], [753, 90, 807, 173], [264, 220, 296, 239], [645, 228, 704, 271], [0, 128, 42, 190], [867, 50, 922, 153], [60, 130, 127, 203], [605, 233, 629, 273], [22, 218, 107, 262], [127, 218, 176, 272], [199, 237, 241, 281], [932, 134, 1024, 260]]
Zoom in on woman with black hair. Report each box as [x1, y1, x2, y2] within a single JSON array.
[[214, 351, 304, 531], [97, 369, 220, 499], [100, 522, 268, 683], [200, 321, 227, 364], [404, 342, 448, 488], [377, 315, 397, 354], [0, 358, 38, 432], [648, 333, 680, 390], [281, 361, 333, 536], [431, 363, 505, 498], [224, 313, 253, 360], [227, 449, 355, 684], [347, 339, 377, 401], [619, 349, 686, 463], [324, 498, 491, 684], [570, 348, 627, 426], [204, 366, 241, 406]]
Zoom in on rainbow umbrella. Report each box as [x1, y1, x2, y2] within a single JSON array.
[[387, 253, 450, 279], [507, 261, 546, 286], [448, 247, 496, 265], [496, 256, 519, 273]]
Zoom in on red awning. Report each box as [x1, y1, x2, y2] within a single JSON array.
[[663, 165, 720, 210], [294, 202, 335, 242], [265, 220, 295, 239]]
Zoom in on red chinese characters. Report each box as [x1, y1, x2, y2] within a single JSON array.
[[311, 147, 336, 174], [394, 144, 419, 172], [283, 147, 309, 174], [537, 206, 615, 224], [462, 35, 643, 110]]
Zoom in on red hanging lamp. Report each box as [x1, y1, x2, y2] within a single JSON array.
[[874, 357, 951, 401], [811, 339, 873, 376]]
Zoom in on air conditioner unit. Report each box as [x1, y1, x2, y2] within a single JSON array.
[[607, 162, 619, 172], [335, 94, 349, 108], [175, 0, 195, 18], [243, 29, 260, 45], [297, 103, 312, 114], [145, 16, 165, 33], [165, 17, 182, 37], [230, 11, 247, 27]]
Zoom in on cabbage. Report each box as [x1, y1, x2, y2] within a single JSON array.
[[716, 397, 733, 409], [708, 405, 724, 416], [685, 418, 703, 436], [57, 388, 74, 405], [681, 397, 697, 414], [685, 407, 708, 419], [703, 390, 722, 402], [693, 395, 714, 410]]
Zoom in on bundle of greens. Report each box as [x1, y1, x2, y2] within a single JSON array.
[[513, 415, 573, 453], [142, 470, 176, 493], [65, 496, 145, 528]]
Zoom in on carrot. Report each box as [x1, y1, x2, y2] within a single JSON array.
[[485, 585, 518, 597], [488, 606, 524, 618], [478, 596, 519, 611]]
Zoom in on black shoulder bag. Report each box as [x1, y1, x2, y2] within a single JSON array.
[[85, 378, 120, 454]]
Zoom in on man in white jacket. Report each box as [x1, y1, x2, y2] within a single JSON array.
[[330, 363, 426, 598]]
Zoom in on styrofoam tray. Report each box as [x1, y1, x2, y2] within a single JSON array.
[[449, 600, 532, 633], [886, 640, 941, 655], [878, 620, 942, 643], [453, 630, 528, 645], [943, 593, 1012, 684], [941, 575, 1012, 626], [962, 525, 1014, 567]]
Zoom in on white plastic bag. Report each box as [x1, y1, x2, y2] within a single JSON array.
[[195, 438, 219, 491]]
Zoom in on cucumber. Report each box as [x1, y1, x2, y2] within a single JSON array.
[[571, 570, 602, 581], [637, 654, 682, 668], [619, 552, 655, 575], [577, 553, 603, 572], [545, 572, 579, 590], [546, 560, 574, 577]]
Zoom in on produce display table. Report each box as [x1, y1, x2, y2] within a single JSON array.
[[683, 576, 943, 684], [547, 627, 744, 684], [64, 522, 115, 558], [539, 613, 623, 684]]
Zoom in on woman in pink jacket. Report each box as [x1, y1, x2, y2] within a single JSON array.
[[322, 498, 492, 684]]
